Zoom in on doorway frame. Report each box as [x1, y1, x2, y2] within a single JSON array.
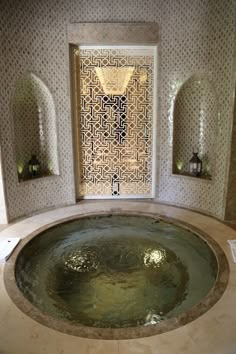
[[68, 23, 159, 200]]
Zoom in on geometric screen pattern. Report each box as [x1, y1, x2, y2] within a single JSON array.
[[75, 47, 154, 197]]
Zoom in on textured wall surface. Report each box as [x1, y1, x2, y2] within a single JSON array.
[[0, 13, 7, 223], [0, 153, 7, 224], [0, 0, 236, 221], [225, 86, 236, 221]]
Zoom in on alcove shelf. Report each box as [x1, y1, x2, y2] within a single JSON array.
[[173, 172, 212, 181], [12, 73, 59, 182], [172, 73, 217, 181]]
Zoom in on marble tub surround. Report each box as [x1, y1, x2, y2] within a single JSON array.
[[0, 201, 236, 353], [4, 210, 229, 340]]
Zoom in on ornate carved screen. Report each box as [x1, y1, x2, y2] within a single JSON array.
[[73, 46, 156, 198]]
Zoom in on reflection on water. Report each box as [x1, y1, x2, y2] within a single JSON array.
[[16, 215, 217, 328], [144, 248, 166, 268], [65, 249, 100, 272]]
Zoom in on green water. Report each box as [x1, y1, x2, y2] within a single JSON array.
[[15, 215, 217, 328]]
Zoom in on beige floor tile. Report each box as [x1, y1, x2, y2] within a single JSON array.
[[118, 338, 160, 354]]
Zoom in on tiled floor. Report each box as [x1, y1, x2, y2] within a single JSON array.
[[0, 201, 236, 354]]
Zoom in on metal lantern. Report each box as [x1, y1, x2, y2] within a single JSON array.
[[28, 154, 40, 177], [189, 152, 202, 177]]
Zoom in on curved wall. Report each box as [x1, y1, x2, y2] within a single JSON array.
[[0, 0, 236, 221], [225, 84, 236, 221], [0, 25, 7, 223]]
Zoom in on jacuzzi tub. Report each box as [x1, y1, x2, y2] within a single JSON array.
[[4, 207, 229, 340]]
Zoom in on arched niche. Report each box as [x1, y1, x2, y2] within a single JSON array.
[[12, 73, 59, 182], [172, 74, 218, 179]]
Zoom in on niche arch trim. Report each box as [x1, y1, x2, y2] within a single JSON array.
[[12, 72, 59, 182]]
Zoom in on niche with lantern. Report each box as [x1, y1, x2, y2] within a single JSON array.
[[172, 73, 218, 180], [12, 73, 59, 182]]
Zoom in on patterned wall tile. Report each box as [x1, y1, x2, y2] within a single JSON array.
[[0, 0, 235, 220], [225, 84, 236, 221]]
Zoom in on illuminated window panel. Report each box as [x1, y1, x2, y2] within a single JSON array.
[[74, 46, 156, 198]]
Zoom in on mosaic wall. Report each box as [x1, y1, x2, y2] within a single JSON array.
[[0, 155, 7, 224], [0, 22, 7, 224], [76, 47, 154, 198], [0, 0, 236, 221], [173, 74, 218, 177], [225, 85, 236, 221], [13, 73, 59, 180]]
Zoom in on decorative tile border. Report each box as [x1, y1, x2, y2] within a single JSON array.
[[67, 23, 159, 44]]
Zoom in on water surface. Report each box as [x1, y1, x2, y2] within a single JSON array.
[[16, 215, 217, 328]]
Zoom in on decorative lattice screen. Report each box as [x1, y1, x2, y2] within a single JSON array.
[[75, 47, 155, 197]]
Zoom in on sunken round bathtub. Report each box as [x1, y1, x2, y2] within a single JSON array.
[[4, 212, 229, 339]]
